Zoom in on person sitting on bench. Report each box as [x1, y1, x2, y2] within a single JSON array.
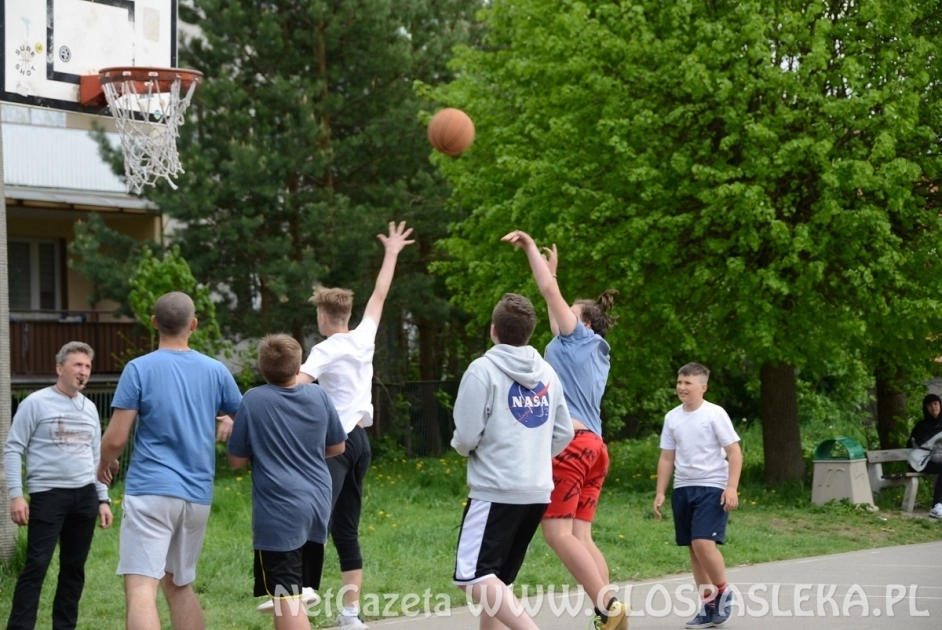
[[907, 394, 942, 519]]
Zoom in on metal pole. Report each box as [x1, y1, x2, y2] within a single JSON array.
[[0, 115, 18, 559]]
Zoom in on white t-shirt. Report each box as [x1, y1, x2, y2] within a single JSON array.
[[659, 400, 740, 490], [300, 318, 378, 434]]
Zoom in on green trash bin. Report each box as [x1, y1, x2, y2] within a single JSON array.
[[811, 437, 874, 507]]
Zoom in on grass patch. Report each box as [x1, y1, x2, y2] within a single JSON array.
[[1, 428, 939, 628]]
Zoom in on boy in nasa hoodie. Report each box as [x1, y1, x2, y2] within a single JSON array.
[[451, 293, 574, 630]]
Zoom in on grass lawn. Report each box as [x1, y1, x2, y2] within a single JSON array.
[[1, 428, 940, 628]]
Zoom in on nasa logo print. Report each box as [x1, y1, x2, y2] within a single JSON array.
[[508, 381, 551, 428]]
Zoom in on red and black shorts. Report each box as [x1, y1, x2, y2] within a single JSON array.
[[544, 430, 610, 522]]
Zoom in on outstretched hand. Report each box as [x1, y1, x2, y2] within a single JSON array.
[[378, 221, 415, 255], [500, 230, 538, 251]]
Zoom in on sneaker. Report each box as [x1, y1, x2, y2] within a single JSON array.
[[712, 590, 734, 627], [685, 602, 715, 629], [929, 503, 942, 519], [336, 613, 370, 629], [256, 587, 320, 614], [591, 599, 630, 630]]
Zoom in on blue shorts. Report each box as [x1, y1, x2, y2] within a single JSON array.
[[671, 486, 728, 546]]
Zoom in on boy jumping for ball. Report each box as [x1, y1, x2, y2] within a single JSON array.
[[229, 334, 347, 630], [654, 363, 741, 628], [452, 293, 574, 630], [297, 221, 414, 629]]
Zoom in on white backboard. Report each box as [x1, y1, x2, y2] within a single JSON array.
[[2, 0, 177, 114]]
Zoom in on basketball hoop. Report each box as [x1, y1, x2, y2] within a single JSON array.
[[98, 67, 203, 195]]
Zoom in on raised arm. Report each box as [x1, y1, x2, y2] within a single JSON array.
[[501, 231, 578, 336], [363, 221, 415, 326]]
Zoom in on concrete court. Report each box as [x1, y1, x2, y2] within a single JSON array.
[[369, 540, 942, 629]]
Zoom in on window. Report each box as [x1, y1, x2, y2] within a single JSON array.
[[9, 239, 62, 311]]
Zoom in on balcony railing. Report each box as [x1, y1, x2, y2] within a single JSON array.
[[10, 311, 152, 378]]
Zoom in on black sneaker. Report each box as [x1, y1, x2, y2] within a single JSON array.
[[712, 589, 734, 626], [685, 602, 715, 629]]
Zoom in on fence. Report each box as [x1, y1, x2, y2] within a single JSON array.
[[10, 380, 461, 479]]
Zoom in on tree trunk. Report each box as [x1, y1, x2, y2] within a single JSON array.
[[759, 361, 805, 483], [874, 363, 907, 449], [0, 119, 18, 559]]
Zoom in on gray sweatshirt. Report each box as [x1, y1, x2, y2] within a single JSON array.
[[4, 386, 110, 501], [451, 344, 574, 504]]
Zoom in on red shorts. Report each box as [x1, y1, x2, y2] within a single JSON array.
[[544, 430, 610, 521]]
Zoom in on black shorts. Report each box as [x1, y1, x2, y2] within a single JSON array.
[[254, 541, 325, 598], [453, 499, 547, 586], [672, 486, 729, 546]]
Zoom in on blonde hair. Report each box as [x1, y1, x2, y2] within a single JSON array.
[[310, 286, 354, 325], [257, 334, 302, 385]]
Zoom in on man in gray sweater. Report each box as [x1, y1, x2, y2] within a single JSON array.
[[4, 341, 113, 630], [451, 293, 574, 630]]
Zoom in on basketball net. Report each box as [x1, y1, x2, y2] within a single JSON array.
[[100, 69, 201, 194]]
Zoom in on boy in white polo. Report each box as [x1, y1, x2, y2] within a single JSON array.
[[654, 363, 742, 629]]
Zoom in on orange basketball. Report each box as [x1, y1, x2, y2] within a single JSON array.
[[427, 108, 475, 157]]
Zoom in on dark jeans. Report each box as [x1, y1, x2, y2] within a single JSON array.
[[7, 484, 99, 630], [327, 426, 371, 572], [920, 460, 942, 505]]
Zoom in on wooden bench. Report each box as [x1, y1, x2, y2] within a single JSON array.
[[866, 449, 938, 512]]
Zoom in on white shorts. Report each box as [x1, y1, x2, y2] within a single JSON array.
[[117, 494, 211, 586]]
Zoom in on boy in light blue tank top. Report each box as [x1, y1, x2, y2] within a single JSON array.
[[503, 230, 627, 630]]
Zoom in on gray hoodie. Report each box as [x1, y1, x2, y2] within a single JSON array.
[[451, 344, 573, 504]]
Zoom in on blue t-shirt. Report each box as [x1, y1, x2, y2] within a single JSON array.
[[112, 349, 242, 504], [543, 321, 610, 436], [228, 383, 346, 551]]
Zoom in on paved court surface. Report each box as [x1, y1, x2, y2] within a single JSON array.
[[368, 539, 942, 629]]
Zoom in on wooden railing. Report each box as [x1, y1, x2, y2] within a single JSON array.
[[10, 315, 152, 377]]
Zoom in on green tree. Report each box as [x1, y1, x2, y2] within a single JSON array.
[[69, 213, 158, 316], [128, 246, 226, 356], [155, 0, 482, 383], [433, 0, 942, 481], [86, 1, 483, 392]]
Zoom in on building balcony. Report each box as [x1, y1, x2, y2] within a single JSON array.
[[10, 311, 151, 381]]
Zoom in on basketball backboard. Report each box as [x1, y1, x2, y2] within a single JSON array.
[[1, 0, 177, 115]]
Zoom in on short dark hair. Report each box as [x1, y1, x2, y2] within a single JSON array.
[[257, 334, 302, 385], [153, 292, 195, 336], [678, 362, 710, 382], [492, 293, 536, 346]]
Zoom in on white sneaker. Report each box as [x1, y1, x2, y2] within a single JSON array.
[[930, 503, 942, 519], [336, 613, 370, 629], [256, 587, 320, 614]]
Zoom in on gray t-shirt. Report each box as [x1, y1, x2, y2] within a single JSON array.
[[229, 383, 346, 551]]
